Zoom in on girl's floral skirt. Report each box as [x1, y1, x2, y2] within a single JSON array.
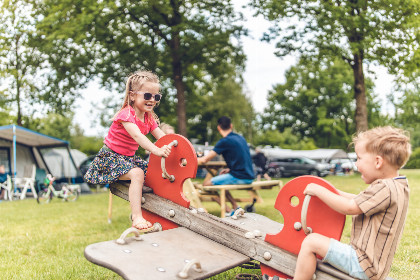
[[84, 145, 148, 184]]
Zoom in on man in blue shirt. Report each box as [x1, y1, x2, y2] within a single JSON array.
[[197, 116, 255, 214]]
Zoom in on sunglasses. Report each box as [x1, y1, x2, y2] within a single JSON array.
[[132, 91, 162, 102]]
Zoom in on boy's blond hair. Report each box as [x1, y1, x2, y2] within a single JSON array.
[[160, 122, 175, 134], [352, 126, 411, 168]]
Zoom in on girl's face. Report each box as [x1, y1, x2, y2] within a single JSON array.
[[130, 82, 160, 114], [355, 140, 380, 184]]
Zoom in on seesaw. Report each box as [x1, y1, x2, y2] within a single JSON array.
[[84, 134, 361, 279]]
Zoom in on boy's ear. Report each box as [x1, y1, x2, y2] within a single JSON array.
[[375, 155, 384, 169]]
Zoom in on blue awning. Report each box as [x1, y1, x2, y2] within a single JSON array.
[[0, 125, 68, 147]]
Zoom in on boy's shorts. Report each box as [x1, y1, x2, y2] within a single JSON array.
[[211, 173, 253, 185], [323, 239, 369, 280]]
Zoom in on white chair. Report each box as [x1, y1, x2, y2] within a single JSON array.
[[0, 174, 13, 201], [14, 164, 38, 200]]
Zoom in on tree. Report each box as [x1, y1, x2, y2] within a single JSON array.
[[0, 0, 44, 125], [392, 81, 420, 149], [253, 128, 317, 150], [0, 0, 81, 127], [36, 0, 246, 136], [261, 57, 382, 149], [188, 79, 255, 144], [27, 113, 74, 141], [251, 0, 420, 132]]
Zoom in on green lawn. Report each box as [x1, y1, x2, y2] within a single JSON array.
[[0, 171, 418, 279]]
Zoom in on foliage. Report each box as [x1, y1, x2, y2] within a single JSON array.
[[69, 126, 104, 156], [23, 113, 103, 155], [260, 57, 383, 149], [405, 147, 420, 169], [250, 0, 420, 131], [0, 93, 14, 125], [391, 82, 420, 157], [35, 0, 247, 136], [0, 0, 80, 126], [26, 113, 74, 141], [253, 128, 317, 150], [188, 79, 255, 145]]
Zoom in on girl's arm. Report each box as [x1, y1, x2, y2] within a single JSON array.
[[304, 183, 362, 215], [122, 122, 171, 157], [151, 127, 166, 140]]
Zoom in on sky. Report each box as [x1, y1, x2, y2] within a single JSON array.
[[75, 3, 394, 137]]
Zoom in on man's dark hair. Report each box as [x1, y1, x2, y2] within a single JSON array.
[[217, 116, 231, 130]]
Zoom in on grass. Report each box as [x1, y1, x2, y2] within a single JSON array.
[[0, 171, 418, 280]]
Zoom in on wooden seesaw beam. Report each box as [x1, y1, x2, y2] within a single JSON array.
[[95, 135, 393, 280], [110, 181, 357, 280]]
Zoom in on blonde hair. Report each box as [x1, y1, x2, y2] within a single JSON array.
[[160, 122, 175, 134], [114, 70, 160, 124], [352, 126, 411, 168]]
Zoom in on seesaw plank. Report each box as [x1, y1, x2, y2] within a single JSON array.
[[109, 182, 355, 280], [84, 227, 250, 280]]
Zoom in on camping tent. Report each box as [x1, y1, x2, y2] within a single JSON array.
[[43, 148, 88, 179], [0, 125, 90, 193]]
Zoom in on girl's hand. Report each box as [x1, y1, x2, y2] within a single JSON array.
[[304, 183, 324, 197], [153, 144, 172, 158]]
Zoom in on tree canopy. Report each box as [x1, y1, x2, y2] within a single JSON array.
[[0, 0, 75, 125], [261, 57, 383, 149], [35, 0, 247, 136], [250, 0, 420, 132]]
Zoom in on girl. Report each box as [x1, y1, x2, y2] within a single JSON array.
[[84, 70, 171, 231]]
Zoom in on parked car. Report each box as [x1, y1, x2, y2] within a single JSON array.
[[267, 157, 330, 178]]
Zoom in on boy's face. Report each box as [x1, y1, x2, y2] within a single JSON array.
[[355, 141, 381, 184]]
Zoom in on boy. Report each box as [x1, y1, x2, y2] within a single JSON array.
[[266, 126, 411, 280]]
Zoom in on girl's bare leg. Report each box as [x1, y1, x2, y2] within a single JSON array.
[[119, 168, 151, 229]]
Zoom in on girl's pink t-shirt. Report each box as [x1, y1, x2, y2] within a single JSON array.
[[104, 106, 158, 156]]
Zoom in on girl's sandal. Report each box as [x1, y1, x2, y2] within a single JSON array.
[[132, 219, 153, 232]]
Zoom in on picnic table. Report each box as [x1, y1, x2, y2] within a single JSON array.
[[198, 160, 227, 180], [183, 161, 282, 217]]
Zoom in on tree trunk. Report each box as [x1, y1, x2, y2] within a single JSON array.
[[352, 52, 368, 132], [170, 34, 187, 136]]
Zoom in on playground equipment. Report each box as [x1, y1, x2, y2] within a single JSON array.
[[84, 134, 363, 280]]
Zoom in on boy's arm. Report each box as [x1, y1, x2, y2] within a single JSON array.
[[305, 183, 362, 215], [337, 189, 357, 199]]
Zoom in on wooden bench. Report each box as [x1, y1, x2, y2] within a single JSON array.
[[184, 180, 283, 217]]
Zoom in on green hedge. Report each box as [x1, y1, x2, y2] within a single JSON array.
[[405, 147, 420, 169]]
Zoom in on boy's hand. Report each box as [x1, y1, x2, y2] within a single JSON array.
[[304, 183, 324, 197], [154, 145, 172, 158]]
